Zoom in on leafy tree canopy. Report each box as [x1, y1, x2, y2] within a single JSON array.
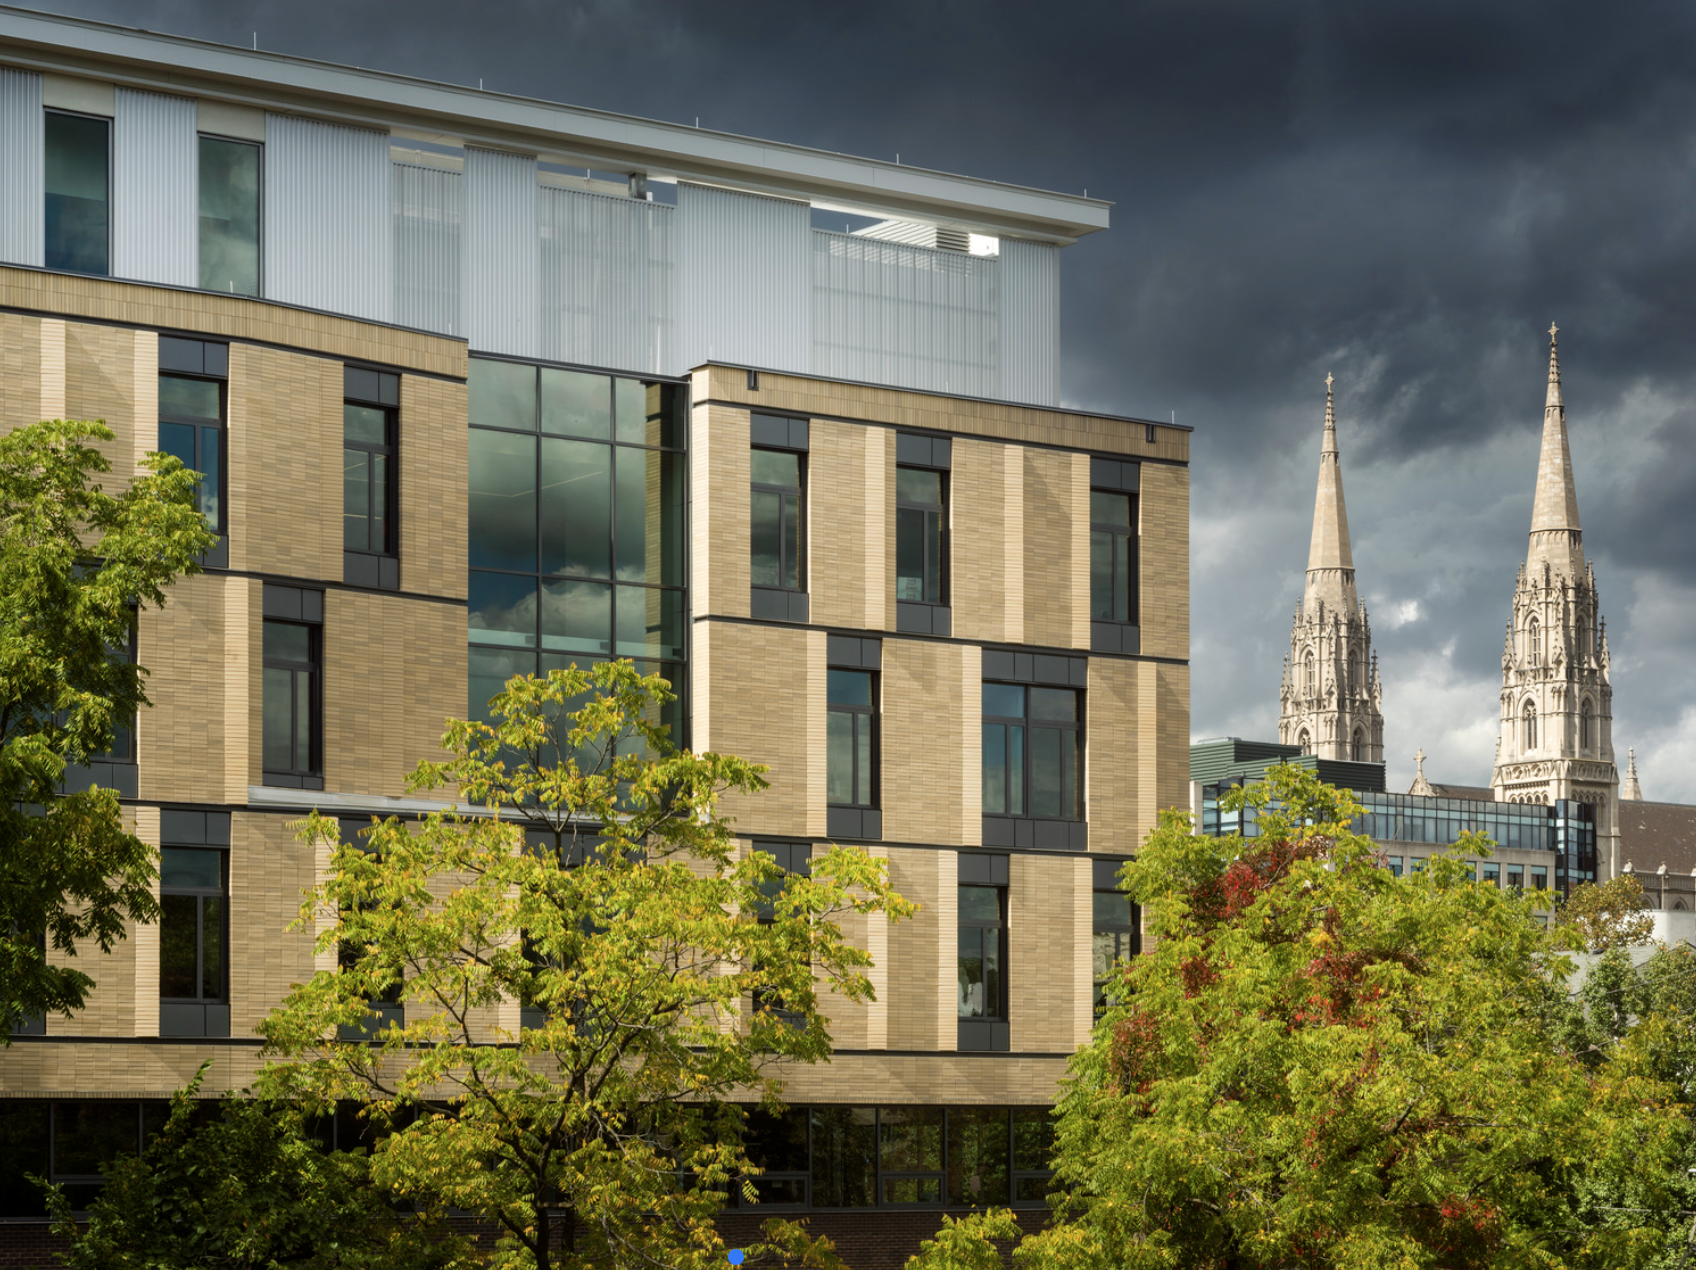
[[43, 1061, 471, 1270], [0, 419, 214, 1035], [910, 765, 1689, 1270], [1556, 874, 1656, 953], [259, 662, 912, 1270]]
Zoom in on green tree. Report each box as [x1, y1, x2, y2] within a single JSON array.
[[0, 418, 214, 1036], [1557, 874, 1657, 952], [259, 662, 912, 1270], [43, 1062, 471, 1269], [909, 765, 1687, 1270]]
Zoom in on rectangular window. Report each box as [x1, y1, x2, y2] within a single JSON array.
[[261, 585, 323, 790], [827, 669, 875, 808], [810, 1106, 876, 1208], [958, 853, 1009, 1053], [946, 1106, 1010, 1206], [1385, 855, 1403, 878], [982, 683, 1081, 821], [1482, 862, 1501, 887], [1089, 458, 1140, 655], [1531, 865, 1548, 891], [958, 885, 1005, 1022], [751, 842, 810, 1027], [896, 466, 945, 605], [751, 448, 804, 591], [1507, 864, 1524, 892], [159, 847, 228, 1038], [198, 135, 260, 295], [743, 1108, 809, 1206], [45, 111, 109, 276], [467, 358, 687, 736], [749, 412, 809, 623], [879, 1107, 944, 1206], [1012, 1107, 1056, 1205], [1092, 860, 1139, 1018], [344, 367, 401, 590]]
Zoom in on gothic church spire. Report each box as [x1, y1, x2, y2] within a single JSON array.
[[1279, 375, 1382, 763], [1528, 323, 1585, 577]]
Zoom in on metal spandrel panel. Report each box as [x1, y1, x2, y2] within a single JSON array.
[[677, 182, 809, 374], [0, 68, 44, 267], [113, 88, 196, 287], [810, 231, 999, 398], [997, 238, 1060, 406], [263, 114, 392, 322], [463, 148, 538, 357], [539, 185, 674, 375], [393, 162, 462, 336]]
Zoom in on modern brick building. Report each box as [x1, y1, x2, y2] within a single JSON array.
[[0, 8, 1190, 1262]]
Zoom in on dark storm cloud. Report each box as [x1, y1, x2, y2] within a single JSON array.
[[23, 0, 1696, 794]]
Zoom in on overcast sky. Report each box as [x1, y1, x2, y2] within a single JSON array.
[[25, 0, 1696, 801]]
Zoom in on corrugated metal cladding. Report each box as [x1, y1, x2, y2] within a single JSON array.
[[676, 182, 809, 373], [112, 89, 195, 287], [393, 163, 461, 336], [997, 239, 1060, 406], [810, 231, 1000, 399], [463, 148, 538, 358], [263, 114, 392, 324], [539, 185, 674, 375], [0, 67, 44, 267]]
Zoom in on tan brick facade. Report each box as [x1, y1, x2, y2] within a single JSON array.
[[2, 272, 1189, 1158]]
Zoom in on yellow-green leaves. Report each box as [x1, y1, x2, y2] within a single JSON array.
[[261, 661, 909, 1270]]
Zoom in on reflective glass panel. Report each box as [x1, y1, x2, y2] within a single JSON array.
[[751, 490, 783, 588], [261, 666, 294, 770], [810, 1107, 875, 1207], [197, 136, 260, 295], [540, 438, 611, 578], [159, 376, 220, 420], [469, 360, 535, 431], [158, 892, 198, 998], [45, 112, 109, 276], [827, 711, 854, 805], [982, 723, 1007, 814], [1030, 688, 1077, 721], [982, 684, 1025, 718], [468, 572, 537, 647], [614, 376, 648, 444], [897, 468, 942, 505], [540, 368, 611, 439], [263, 622, 310, 663], [344, 403, 386, 446], [52, 1102, 137, 1176], [469, 429, 537, 571], [343, 449, 371, 551], [959, 885, 1001, 922], [947, 1108, 1010, 1206], [161, 848, 220, 889], [541, 577, 611, 654], [1091, 490, 1130, 527], [828, 670, 873, 707], [201, 895, 223, 999], [468, 646, 535, 724], [879, 1107, 943, 1172], [614, 584, 682, 659], [750, 450, 800, 488]]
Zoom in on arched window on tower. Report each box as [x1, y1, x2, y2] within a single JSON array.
[[1581, 699, 1593, 751], [1296, 728, 1311, 755], [1528, 617, 1541, 666], [1304, 651, 1316, 695], [1522, 700, 1538, 752], [1351, 729, 1365, 761], [1350, 648, 1362, 693]]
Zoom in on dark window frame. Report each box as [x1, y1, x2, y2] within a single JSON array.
[[826, 668, 877, 810], [1089, 487, 1138, 625], [159, 848, 228, 1010], [751, 445, 806, 593], [44, 108, 111, 277], [957, 883, 1008, 1024], [262, 618, 321, 787], [343, 367, 401, 566], [895, 463, 948, 607], [982, 683, 1084, 824], [1091, 862, 1139, 1019], [158, 372, 228, 537], [196, 132, 263, 297]]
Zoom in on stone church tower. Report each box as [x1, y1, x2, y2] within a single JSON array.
[[1279, 376, 1384, 761], [1490, 326, 1620, 876]]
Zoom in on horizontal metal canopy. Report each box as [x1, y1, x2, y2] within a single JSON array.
[[0, 5, 1111, 245]]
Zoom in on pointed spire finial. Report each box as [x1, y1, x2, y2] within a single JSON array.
[[1528, 324, 1581, 550], [1622, 746, 1643, 801], [1409, 746, 1434, 796]]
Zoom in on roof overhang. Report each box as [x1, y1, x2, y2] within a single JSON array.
[[0, 5, 1111, 245]]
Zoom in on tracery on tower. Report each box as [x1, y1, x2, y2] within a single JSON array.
[[1278, 374, 1384, 763]]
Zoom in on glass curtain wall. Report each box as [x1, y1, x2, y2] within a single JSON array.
[[467, 358, 687, 743], [45, 112, 109, 276]]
